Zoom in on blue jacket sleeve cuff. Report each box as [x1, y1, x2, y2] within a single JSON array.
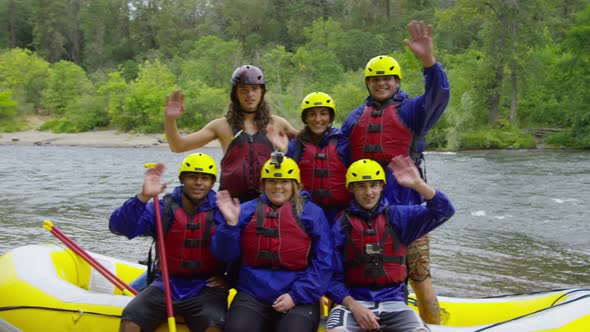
[[423, 61, 443, 73]]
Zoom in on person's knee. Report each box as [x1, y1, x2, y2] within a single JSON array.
[[119, 319, 141, 332], [198, 306, 227, 324], [225, 312, 261, 332]]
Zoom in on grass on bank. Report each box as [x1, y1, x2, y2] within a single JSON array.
[[458, 128, 538, 150]]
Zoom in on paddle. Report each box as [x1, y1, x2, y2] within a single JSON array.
[[42, 220, 138, 296], [144, 162, 177, 332]]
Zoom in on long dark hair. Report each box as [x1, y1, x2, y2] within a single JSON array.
[[225, 86, 272, 133]]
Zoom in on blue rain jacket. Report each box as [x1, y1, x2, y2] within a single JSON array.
[[341, 62, 450, 205], [211, 191, 333, 305], [327, 191, 455, 304], [109, 186, 225, 301]]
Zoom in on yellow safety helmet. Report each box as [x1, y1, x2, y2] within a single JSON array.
[[364, 55, 402, 80], [299, 92, 336, 123], [346, 159, 387, 187], [178, 153, 218, 181], [261, 153, 301, 184]]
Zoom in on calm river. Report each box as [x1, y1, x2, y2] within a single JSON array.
[[1, 145, 588, 298]]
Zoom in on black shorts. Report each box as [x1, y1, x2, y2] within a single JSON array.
[[121, 284, 228, 332], [224, 291, 320, 332]]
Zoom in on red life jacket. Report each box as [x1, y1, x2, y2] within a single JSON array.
[[341, 208, 407, 288], [293, 138, 350, 208], [162, 196, 223, 277], [349, 102, 415, 164], [241, 199, 311, 270], [220, 130, 273, 201]]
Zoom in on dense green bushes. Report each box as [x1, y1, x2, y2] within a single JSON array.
[[0, 1, 588, 149]]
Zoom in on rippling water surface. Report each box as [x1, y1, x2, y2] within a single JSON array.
[[1, 145, 588, 297]]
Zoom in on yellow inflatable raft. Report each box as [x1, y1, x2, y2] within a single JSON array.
[[1, 244, 588, 331]]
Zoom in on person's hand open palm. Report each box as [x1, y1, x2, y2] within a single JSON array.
[[404, 20, 434, 66], [142, 162, 167, 198], [266, 124, 288, 152], [165, 90, 185, 120], [388, 155, 421, 188], [216, 190, 240, 226]]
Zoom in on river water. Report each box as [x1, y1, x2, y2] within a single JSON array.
[[1, 145, 588, 298]]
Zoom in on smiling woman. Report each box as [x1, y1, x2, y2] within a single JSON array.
[[212, 153, 334, 332], [286, 92, 350, 224]]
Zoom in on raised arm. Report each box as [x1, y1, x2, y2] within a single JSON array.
[[284, 118, 299, 139], [404, 20, 436, 68], [267, 115, 299, 152], [164, 90, 221, 152], [216, 190, 240, 226], [109, 163, 167, 239], [211, 190, 242, 262], [388, 155, 435, 200], [137, 162, 168, 202]]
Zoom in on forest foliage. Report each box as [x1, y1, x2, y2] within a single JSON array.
[[0, 0, 588, 149]]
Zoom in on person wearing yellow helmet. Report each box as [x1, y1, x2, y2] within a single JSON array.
[[110, 153, 229, 332], [213, 152, 333, 332], [326, 156, 455, 332], [164, 65, 299, 203], [341, 20, 451, 324], [287, 92, 350, 223]]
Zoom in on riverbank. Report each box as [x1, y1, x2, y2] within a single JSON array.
[[0, 130, 220, 148], [0, 128, 566, 151]]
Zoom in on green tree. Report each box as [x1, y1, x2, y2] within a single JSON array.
[[180, 79, 226, 129], [0, 48, 50, 113], [179, 36, 243, 89], [0, 89, 17, 119], [80, 0, 135, 71], [97, 70, 129, 126], [42, 60, 92, 115], [330, 70, 366, 125], [210, 0, 272, 45], [292, 21, 347, 89], [31, 0, 82, 63], [438, 0, 587, 128], [116, 60, 176, 132], [436, 50, 489, 149], [259, 45, 297, 116], [0, 89, 21, 131], [547, 4, 590, 148], [271, 0, 339, 49], [0, 0, 34, 49], [292, 46, 344, 96]]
